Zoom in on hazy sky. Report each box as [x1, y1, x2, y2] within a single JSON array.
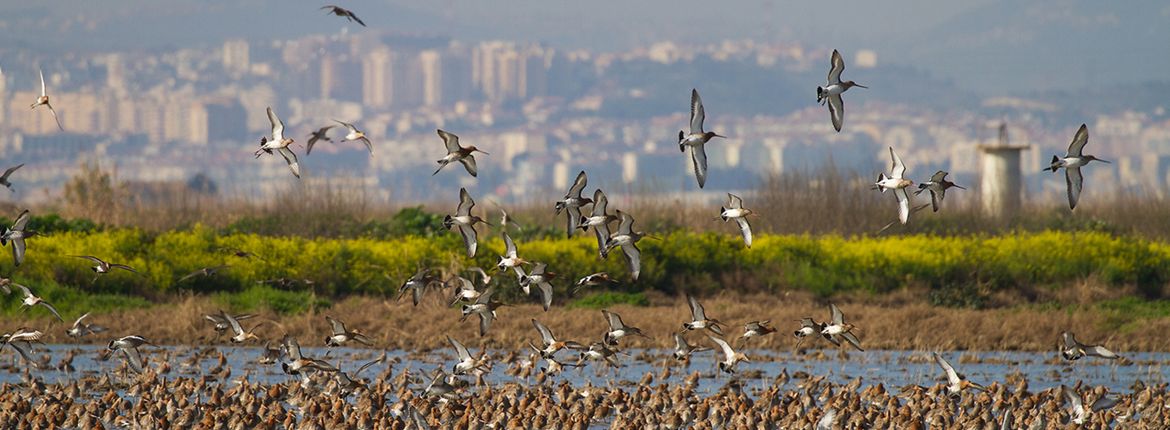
[[1, 0, 1167, 94]]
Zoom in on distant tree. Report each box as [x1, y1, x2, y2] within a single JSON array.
[[187, 172, 218, 195], [63, 162, 127, 224]]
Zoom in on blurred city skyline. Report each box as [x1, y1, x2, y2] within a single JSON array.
[[0, 1, 1167, 207]]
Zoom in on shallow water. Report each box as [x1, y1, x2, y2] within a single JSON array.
[[3, 344, 1163, 395]]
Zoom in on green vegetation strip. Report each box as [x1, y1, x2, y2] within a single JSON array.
[[2, 226, 1168, 316]]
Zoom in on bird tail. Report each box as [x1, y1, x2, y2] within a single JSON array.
[[719, 207, 728, 222], [1045, 155, 1060, 172], [873, 173, 888, 192], [577, 217, 590, 231]]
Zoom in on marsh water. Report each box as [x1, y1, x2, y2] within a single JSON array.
[[2, 345, 1163, 395]]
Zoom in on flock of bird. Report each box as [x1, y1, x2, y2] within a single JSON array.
[[0, 4, 1150, 429]]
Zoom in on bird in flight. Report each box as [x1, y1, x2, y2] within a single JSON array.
[[321, 5, 366, 27], [816, 49, 867, 132], [30, 69, 63, 131]]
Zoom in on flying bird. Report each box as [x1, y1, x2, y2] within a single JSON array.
[[305, 125, 334, 155], [255, 107, 301, 178], [443, 188, 489, 258], [873, 147, 914, 225], [820, 303, 863, 351], [0, 164, 25, 192], [518, 262, 556, 311], [433, 129, 488, 177], [30, 69, 63, 131], [709, 336, 749, 374], [324, 316, 373, 347], [72, 255, 139, 276], [816, 49, 867, 132], [334, 119, 373, 156], [678, 89, 724, 188], [14, 284, 62, 322], [604, 210, 648, 281], [1044, 124, 1108, 210], [553, 171, 592, 237], [915, 170, 965, 212], [933, 352, 984, 397], [66, 312, 108, 338], [1060, 331, 1120, 361], [720, 193, 754, 248], [682, 295, 725, 335], [107, 335, 151, 373], [1, 209, 33, 266], [578, 189, 617, 258], [321, 5, 366, 26], [496, 232, 527, 276]]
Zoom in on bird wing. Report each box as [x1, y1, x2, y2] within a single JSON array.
[[39, 301, 64, 322], [437, 129, 461, 153], [39, 69, 47, 97], [46, 104, 64, 131], [929, 187, 943, 213], [267, 107, 284, 141], [73, 312, 91, 329], [566, 206, 582, 235], [478, 312, 493, 337], [621, 242, 641, 281], [1, 163, 23, 179], [458, 225, 478, 258], [1061, 332, 1077, 349], [349, 11, 367, 27], [895, 188, 910, 224], [122, 347, 145, 373], [456, 188, 475, 216], [326, 316, 347, 336], [448, 336, 472, 361], [592, 189, 609, 215], [734, 217, 752, 248], [458, 156, 478, 177], [1067, 124, 1089, 157], [602, 310, 625, 330], [889, 147, 906, 179], [673, 333, 688, 351], [12, 210, 30, 231], [841, 332, 864, 351], [223, 311, 245, 336], [110, 264, 138, 274], [283, 336, 303, 360], [829, 303, 845, 325], [593, 223, 611, 255], [817, 409, 837, 430], [73, 255, 105, 265], [934, 353, 960, 385], [355, 353, 385, 377], [278, 147, 301, 178], [929, 170, 948, 183], [727, 193, 743, 209], [12, 237, 26, 267], [13, 283, 33, 298], [615, 211, 634, 235], [709, 336, 734, 361], [538, 282, 553, 311], [359, 136, 373, 155], [827, 50, 845, 84], [691, 143, 709, 188], [9, 341, 38, 367], [532, 319, 556, 345], [689, 88, 706, 134], [1086, 344, 1119, 359], [568, 171, 588, 197], [827, 94, 844, 132], [1062, 386, 1085, 417], [503, 232, 517, 258], [333, 119, 357, 133], [1065, 167, 1082, 210], [688, 295, 706, 321]]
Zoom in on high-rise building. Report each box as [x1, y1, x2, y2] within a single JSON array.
[[419, 50, 442, 107], [222, 39, 250, 74], [362, 47, 393, 108]]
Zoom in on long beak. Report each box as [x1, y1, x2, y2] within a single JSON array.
[[477, 149, 490, 155], [1098, 158, 1111, 164], [713, 134, 726, 139], [854, 83, 868, 89], [953, 184, 967, 190]]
